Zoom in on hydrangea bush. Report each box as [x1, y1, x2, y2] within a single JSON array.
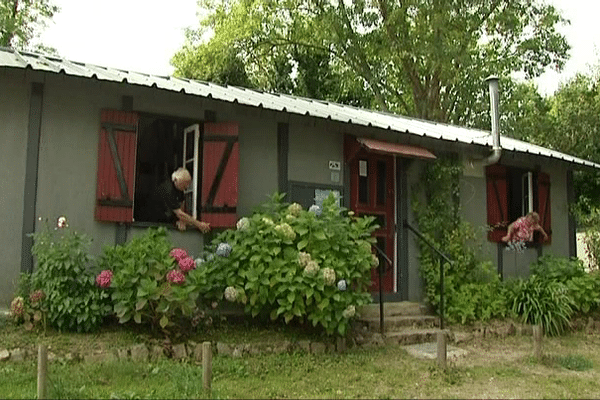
[[96, 228, 200, 332], [188, 192, 377, 336], [22, 217, 111, 332]]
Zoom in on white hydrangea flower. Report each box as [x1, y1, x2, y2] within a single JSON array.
[[308, 205, 322, 216], [275, 223, 296, 241], [342, 305, 356, 319], [303, 260, 320, 276], [297, 251, 312, 267], [216, 242, 232, 257], [371, 253, 380, 268], [287, 203, 302, 216], [224, 286, 238, 302], [262, 217, 274, 226], [236, 217, 250, 231], [322, 267, 336, 286]]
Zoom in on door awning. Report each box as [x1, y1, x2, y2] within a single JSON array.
[[357, 137, 436, 160]]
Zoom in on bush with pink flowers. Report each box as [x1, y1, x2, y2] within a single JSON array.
[[96, 228, 200, 332]]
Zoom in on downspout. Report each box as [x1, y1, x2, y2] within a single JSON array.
[[482, 75, 502, 165]]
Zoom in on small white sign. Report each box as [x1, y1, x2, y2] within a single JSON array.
[[331, 172, 340, 182], [329, 161, 341, 170], [359, 160, 368, 177]]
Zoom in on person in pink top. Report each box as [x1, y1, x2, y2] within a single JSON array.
[[502, 211, 548, 243]]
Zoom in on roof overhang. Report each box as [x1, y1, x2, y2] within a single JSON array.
[[357, 137, 436, 160]]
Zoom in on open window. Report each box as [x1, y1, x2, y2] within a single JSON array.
[[94, 109, 239, 228], [486, 164, 551, 244]]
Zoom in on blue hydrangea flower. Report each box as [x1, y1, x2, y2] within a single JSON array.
[[205, 253, 215, 262], [507, 240, 526, 253], [194, 257, 205, 266], [309, 204, 322, 216], [337, 279, 347, 291], [216, 242, 232, 257]]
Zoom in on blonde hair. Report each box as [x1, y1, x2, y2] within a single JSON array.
[[172, 167, 191, 183], [527, 211, 540, 223]]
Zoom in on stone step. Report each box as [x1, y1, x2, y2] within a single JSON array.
[[358, 301, 429, 319], [360, 315, 439, 332], [384, 328, 453, 346]]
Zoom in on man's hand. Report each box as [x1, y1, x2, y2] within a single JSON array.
[[197, 221, 211, 233], [176, 220, 187, 231]]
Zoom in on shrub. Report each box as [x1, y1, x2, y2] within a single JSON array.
[[26, 217, 111, 332], [96, 227, 200, 333], [412, 158, 508, 324], [506, 275, 574, 336], [187, 192, 377, 336], [530, 255, 600, 315]]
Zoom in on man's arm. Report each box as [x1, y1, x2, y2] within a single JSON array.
[[173, 208, 211, 233]]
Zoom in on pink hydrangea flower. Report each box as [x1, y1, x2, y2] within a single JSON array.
[[96, 270, 113, 288], [29, 289, 45, 305], [178, 256, 196, 273], [167, 269, 186, 285], [169, 248, 188, 261]]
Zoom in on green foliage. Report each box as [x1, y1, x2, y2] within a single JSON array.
[[573, 203, 600, 270], [506, 275, 574, 337], [555, 354, 594, 371], [0, 0, 59, 50], [530, 255, 600, 315], [176, 0, 568, 123], [27, 219, 111, 332], [96, 228, 199, 333], [188, 192, 377, 336], [413, 158, 506, 324]]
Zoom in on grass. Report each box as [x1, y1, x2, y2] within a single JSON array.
[[2, 314, 600, 399]]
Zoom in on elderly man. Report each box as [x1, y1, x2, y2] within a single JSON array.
[[148, 167, 210, 233]]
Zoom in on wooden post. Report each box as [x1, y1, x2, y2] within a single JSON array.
[[202, 341, 212, 394], [37, 344, 48, 400], [437, 330, 447, 369], [533, 324, 543, 359]]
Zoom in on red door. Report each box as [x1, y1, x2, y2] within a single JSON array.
[[350, 153, 395, 293]]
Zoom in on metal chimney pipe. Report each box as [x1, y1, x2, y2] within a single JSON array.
[[482, 75, 501, 165]]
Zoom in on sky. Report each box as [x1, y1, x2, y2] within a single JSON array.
[[38, 0, 600, 96]]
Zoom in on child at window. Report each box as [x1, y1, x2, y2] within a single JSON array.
[[502, 211, 548, 244]]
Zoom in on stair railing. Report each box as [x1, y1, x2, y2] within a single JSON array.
[[403, 220, 453, 330], [372, 243, 393, 335]]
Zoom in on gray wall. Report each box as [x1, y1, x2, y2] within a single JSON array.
[[0, 69, 29, 306], [460, 158, 573, 279]]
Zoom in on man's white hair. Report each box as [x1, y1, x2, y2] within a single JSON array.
[[172, 167, 192, 183]]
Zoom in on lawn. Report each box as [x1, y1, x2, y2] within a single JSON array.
[[2, 313, 600, 399]]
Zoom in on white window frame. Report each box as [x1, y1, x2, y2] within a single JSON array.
[[522, 171, 534, 216], [183, 124, 200, 219]]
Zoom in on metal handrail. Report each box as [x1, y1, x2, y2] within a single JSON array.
[[372, 243, 392, 335], [403, 220, 453, 330]]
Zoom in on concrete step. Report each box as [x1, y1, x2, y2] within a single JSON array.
[[360, 315, 439, 332], [358, 301, 428, 319], [384, 328, 454, 346]]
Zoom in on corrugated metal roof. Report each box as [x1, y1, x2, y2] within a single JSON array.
[[2, 46, 599, 170]]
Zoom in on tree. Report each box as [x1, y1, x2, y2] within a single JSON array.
[[172, 0, 569, 125], [0, 0, 59, 50], [545, 72, 600, 209]]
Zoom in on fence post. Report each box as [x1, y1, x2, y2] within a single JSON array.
[[437, 331, 447, 369], [202, 341, 212, 394], [533, 324, 543, 359], [439, 256, 445, 330], [37, 344, 48, 400]]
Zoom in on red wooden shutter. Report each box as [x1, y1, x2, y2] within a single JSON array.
[[95, 109, 138, 222], [486, 164, 509, 242], [537, 171, 552, 244], [202, 122, 239, 227]]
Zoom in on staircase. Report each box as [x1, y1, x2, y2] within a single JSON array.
[[357, 302, 449, 345]]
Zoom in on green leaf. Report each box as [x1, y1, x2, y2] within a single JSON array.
[[134, 312, 142, 324], [160, 315, 169, 328], [135, 299, 147, 311], [297, 240, 308, 250]]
